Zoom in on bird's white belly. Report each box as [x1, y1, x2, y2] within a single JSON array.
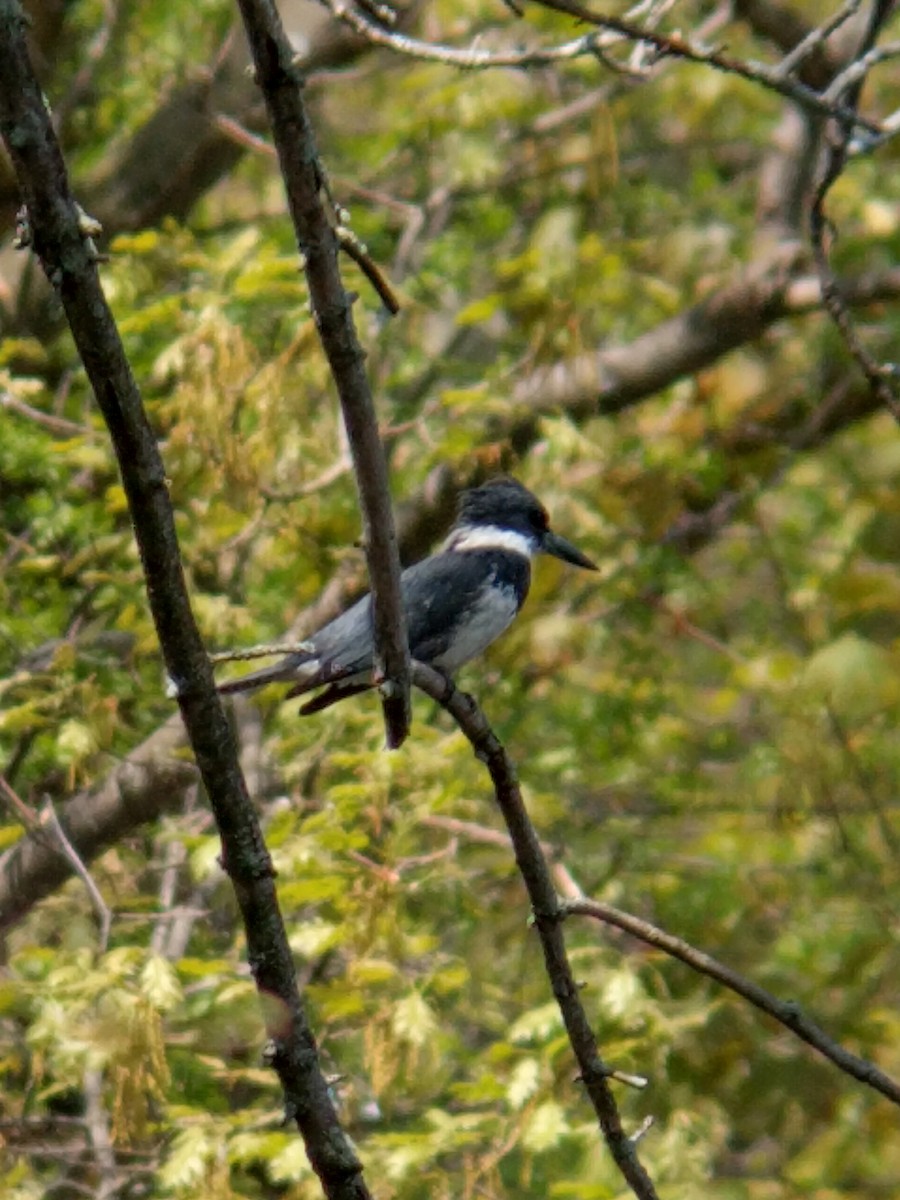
[[431, 584, 519, 674]]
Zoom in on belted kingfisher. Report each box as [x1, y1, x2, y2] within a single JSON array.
[[218, 477, 597, 713]]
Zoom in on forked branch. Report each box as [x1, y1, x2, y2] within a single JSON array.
[[411, 662, 660, 1200]]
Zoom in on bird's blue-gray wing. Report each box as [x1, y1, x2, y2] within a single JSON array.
[[220, 548, 529, 703]]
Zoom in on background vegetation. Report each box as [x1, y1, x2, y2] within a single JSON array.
[[1, 0, 900, 1196]]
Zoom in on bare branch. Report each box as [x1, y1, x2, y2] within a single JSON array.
[[53, 0, 122, 133], [208, 113, 403, 313], [237, 0, 411, 748], [531, 0, 881, 131], [0, 718, 194, 933], [512, 256, 900, 416], [423, 810, 900, 1110], [411, 662, 660, 1200], [336, 224, 402, 314], [822, 38, 900, 102], [149, 811, 194, 959], [566, 897, 900, 1109], [770, 0, 863, 83], [42, 798, 113, 950], [209, 640, 315, 666], [82, 1067, 120, 1200], [734, 0, 855, 89], [324, 0, 631, 71], [328, 0, 887, 143], [0, 8, 373, 1196], [1, 388, 95, 437], [808, 1, 900, 419]]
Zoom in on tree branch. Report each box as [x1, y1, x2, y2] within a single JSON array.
[[531, 0, 881, 132], [324, 0, 631, 71], [411, 662, 660, 1200], [733, 0, 845, 90], [808, 0, 900, 419], [566, 897, 900, 1109], [423, 811, 900, 1108], [0, 716, 194, 933], [512, 257, 900, 416], [236, 0, 411, 748], [0, 8, 372, 1195]]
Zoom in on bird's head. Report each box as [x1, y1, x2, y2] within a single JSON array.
[[448, 476, 598, 569]]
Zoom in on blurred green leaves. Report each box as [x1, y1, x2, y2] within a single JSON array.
[[3, 0, 900, 1195]]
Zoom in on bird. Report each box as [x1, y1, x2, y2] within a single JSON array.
[[218, 476, 597, 713]]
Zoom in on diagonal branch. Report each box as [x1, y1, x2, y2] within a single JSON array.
[[512, 259, 900, 416], [324, 0, 628, 70], [0, 717, 194, 933], [423, 811, 900, 1109], [411, 662, 660, 1200], [733, 0, 849, 90], [236, 0, 410, 748], [566, 897, 900, 1109], [531, 0, 881, 131], [0, 7, 373, 1197]]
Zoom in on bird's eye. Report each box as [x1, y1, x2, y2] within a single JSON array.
[[531, 506, 549, 532]]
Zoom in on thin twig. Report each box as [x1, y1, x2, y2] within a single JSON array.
[[772, 0, 862, 81], [213, 114, 402, 312], [0, 774, 113, 947], [807, 0, 900, 419], [43, 798, 113, 950], [82, 1066, 121, 1200], [323, 0, 629, 72], [336, 226, 401, 314], [1, 389, 95, 437], [209, 640, 314, 666], [0, 771, 39, 827], [150, 812, 192, 958], [325, 0, 889, 141], [532, 0, 882, 132], [53, 0, 121, 131], [423, 804, 900, 1110], [822, 39, 900, 103], [213, 112, 277, 157]]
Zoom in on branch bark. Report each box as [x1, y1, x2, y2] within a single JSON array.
[[0, 7, 372, 1196], [422, 811, 900, 1108], [566, 896, 900, 1109], [236, 0, 411, 747], [511, 255, 900, 417], [0, 718, 193, 931], [411, 662, 660, 1200]]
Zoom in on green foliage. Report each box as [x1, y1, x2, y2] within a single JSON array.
[[3, 0, 900, 1196]]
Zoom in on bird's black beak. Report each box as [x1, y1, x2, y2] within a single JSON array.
[[542, 529, 598, 571]]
